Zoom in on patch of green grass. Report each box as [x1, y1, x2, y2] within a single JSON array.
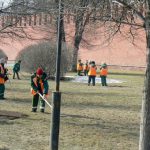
[[0, 70, 144, 150]]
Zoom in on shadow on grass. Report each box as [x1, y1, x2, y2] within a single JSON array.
[[67, 122, 139, 137], [62, 91, 104, 96], [0, 147, 9, 150], [62, 114, 139, 137], [63, 100, 140, 112], [7, 98, 31, 104], [85, 102, 140, 112], [62, 89, 130, 96], [61, 114, 101, 121], [107, 85, 128, 88], [0, 116, 29, 124], [6, 88, 29, 93], [0, 110, 28, 125], [0, 120, 15, 125]]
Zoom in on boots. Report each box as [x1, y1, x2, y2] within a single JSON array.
[[31, 108, 37, 112], [40, 109, 45, 113]]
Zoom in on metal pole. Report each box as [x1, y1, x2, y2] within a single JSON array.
[[50, 0, 63, 150], [51, 92, 61, 150], [56, 0, 63, 92]]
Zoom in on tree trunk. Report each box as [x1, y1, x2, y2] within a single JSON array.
[[71, 29, 83, 71], [71, 10, 84, 71], [139, 11, 150, 150], [71, 0, 91, 71], [72, 43, 81, 71]]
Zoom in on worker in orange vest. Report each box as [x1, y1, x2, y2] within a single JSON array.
[[31, 68, 49, 113], [77, 59, 83, 76], [100, 63, 108, 86], [88, 61, 97, 86], [0, 56, 8, 100], [83, 60, 89, 76]]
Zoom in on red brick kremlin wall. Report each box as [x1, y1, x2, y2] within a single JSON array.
[[0, 14, 146, 67]]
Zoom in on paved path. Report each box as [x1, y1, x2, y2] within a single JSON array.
[[66, 76, 124, 84]]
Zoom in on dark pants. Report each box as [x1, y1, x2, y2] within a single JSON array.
[[0, 84, 5, 99], [13, 71, 20, 79], [100, 76, 107, 86], [88, 76, 96, 86], [32, 94, 45, 112], [77, 70, 82, 76], [84, 70, 88, 76]]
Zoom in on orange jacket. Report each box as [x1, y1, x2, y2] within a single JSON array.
[[84, 64, 89, 71], [31, 77, 44, 95], [100, 68, 108, 76], [77, 63, 83, 71], [88, 66, 97, 76], [31, 73, 49, 97], [0, 64, 5, 84]]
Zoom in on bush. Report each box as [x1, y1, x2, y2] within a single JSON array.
[[0, 49, 7, 58], [16, 41, 72, 76]]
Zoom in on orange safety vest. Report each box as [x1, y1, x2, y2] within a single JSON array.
[[0, 64, 5, 84], [100, 68, 108, 76], [77, 63, 83, 71], [88, 66, 97, 76], [31, 77, 44, 95], [84, 64, 89, 71]]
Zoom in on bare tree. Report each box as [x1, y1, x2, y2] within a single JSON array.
[[60, 0, 150, 149], [0, 0, 57, 40], [139, 3, 150, 150], [63, 0, 145, 71], [86, 0, 150, 150], [99, 1, 149, 149]]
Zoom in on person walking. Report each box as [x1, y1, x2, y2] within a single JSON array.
[[0, 57, 8, 100], [83, 60, 89, 76], [88, 61, 97, 86], [13, 60, 21, 80], [31, 68, 49, 113], [77, 59, 83, 76], [100, 63, 108, 86]]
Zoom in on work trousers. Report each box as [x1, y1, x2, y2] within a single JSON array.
[[0, 84, 5, 99], [77, 70, 82, 76], [84, 70, 88, 76], [32, 94, 45, 112], [88, 76, 96, 86], [13, 71, 20, 79], [100, 76, 107, 86]]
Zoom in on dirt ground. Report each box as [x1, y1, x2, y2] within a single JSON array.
[[0, 71, 144, 150]]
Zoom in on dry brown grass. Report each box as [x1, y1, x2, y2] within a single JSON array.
[[0, 70, 144, 150]]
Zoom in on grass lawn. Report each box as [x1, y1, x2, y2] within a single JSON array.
[[0, 70, 145, 150]]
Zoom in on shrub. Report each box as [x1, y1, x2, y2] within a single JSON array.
[[16, 41, 72, 76], [0, 49, 7, 58]]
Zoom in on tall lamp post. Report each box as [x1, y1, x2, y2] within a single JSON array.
[[50, 0, 63, 150]]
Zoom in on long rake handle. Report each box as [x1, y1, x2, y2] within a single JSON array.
[[38, 93, 52, 109]]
